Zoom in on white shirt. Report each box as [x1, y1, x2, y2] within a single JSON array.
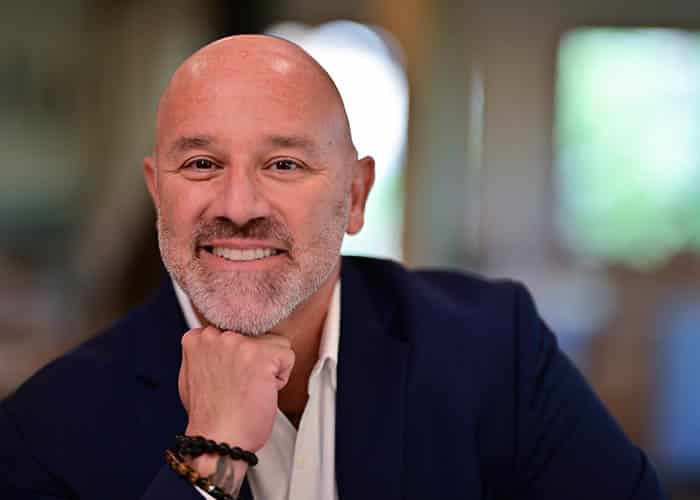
[[174, 280, 340, 500]]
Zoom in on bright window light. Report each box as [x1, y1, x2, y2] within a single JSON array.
[[556, 28, 700, 267], [267, 21, 409, 261]]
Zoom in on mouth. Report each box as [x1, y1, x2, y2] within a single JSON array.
[[201, 245, 286, 262]]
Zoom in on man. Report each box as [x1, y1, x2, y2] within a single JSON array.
[[0, 35, 665, 500]]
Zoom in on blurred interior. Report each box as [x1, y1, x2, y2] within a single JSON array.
[[2, 0, 699, 497]]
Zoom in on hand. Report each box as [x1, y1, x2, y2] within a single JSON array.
[[178, 326, 295, 452]]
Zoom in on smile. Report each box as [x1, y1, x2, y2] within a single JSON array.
[[208, 246, 282, 262]]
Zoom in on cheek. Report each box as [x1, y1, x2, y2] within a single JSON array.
[[158, 181, 208, 225], [281, 186, 350, 240]]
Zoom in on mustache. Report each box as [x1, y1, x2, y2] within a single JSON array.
[[194, 217, 293, 248]]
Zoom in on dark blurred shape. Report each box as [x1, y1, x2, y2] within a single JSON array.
[[0, 0, 267, 399]]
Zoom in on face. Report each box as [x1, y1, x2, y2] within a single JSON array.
[[145, 44, 373, 335]]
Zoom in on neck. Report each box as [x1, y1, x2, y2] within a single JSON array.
[[273, 260, 341, 424], [271, 259, 340, 347]]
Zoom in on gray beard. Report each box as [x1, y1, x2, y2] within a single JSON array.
[[156, 189, 350, 335], [174, 255, 334, 335]]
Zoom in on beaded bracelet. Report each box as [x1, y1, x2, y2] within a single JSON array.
[[175, 434, 258, 466], [164, 449, 236, 500]]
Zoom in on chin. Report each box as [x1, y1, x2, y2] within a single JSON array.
[[195, 296, 292, 336]]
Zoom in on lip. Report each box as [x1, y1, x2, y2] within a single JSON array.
[[198, 238, 289, 252]]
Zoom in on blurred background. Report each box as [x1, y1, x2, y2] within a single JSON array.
[[2, 0, 699, 496]]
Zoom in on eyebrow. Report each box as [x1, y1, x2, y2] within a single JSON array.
[[166, 135, 216, 159], [265, 134, 318, 153], [165, 133, 320, 159]]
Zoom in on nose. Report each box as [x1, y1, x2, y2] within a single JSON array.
[[208, 164, 271, 226]]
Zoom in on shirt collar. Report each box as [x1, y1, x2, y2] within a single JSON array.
[[173, 280, 203, 330], [312, 280, 340, 392], [172, 279, 341, 392]]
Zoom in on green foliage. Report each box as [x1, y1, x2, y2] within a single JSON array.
[[556, 28, 700, 267]]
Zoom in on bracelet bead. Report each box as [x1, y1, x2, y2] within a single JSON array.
[[174, 434, 258, 466], [164, 449, 236, 500]]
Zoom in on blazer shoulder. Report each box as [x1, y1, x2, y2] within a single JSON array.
[[344, 255, 533, 325], [343, 257, 550, 402], [2, 281, 183, 421]]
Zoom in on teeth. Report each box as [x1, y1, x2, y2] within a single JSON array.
[[212, 247, 278, 262]]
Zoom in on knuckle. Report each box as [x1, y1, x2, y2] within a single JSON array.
[[269, 333, 291, 346], [202, 326, 219, 337], [181, 330, 197, 347], [221, 330, 239, 340]]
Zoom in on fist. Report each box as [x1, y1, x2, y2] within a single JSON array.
[[178, 326, 295, 452]]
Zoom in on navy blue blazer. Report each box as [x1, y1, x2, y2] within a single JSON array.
[[0, 257, 665, 499]]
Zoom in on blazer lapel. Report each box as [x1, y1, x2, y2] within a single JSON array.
[[336, 258, 409, 500]]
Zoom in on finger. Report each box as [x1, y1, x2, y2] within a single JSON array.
[[257, 332, 292, 349], [178, 340, 190, 409], [186, 326, 205, 336], [221, 330, 290, 349], [201, 325, 222, 337], [178, 365, 188, 410], [274, 347, 296, 389], [181, 328, 204, 353]]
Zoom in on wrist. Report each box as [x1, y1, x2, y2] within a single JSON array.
[[184, 424, 262, 453], [187, 454, 249, 479]]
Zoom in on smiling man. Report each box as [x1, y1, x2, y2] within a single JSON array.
[[0, 35, 666, 500], [143, 36, 374, 499]]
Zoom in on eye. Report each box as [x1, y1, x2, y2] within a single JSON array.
[[179, 157, 221, 180], [185, 158, 216, 170], [270, 159, 303, 171]]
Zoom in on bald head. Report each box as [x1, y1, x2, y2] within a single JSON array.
[[155, 35, 356, 160]]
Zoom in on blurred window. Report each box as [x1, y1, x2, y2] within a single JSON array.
[[267, 21, 409, 261], [555, 28, 700, 267]]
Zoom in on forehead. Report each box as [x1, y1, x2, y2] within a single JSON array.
[[156, 50, 343, 155]]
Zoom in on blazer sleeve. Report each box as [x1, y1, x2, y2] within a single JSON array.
[[0, 405, 203, 500], [507, 284, 666, 500]]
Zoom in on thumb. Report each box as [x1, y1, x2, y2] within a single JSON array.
[[275, 348, 295, 390]]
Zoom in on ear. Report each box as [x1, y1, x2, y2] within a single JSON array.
[[143, 155, 160, 208], [346, 155, 375, 235]]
